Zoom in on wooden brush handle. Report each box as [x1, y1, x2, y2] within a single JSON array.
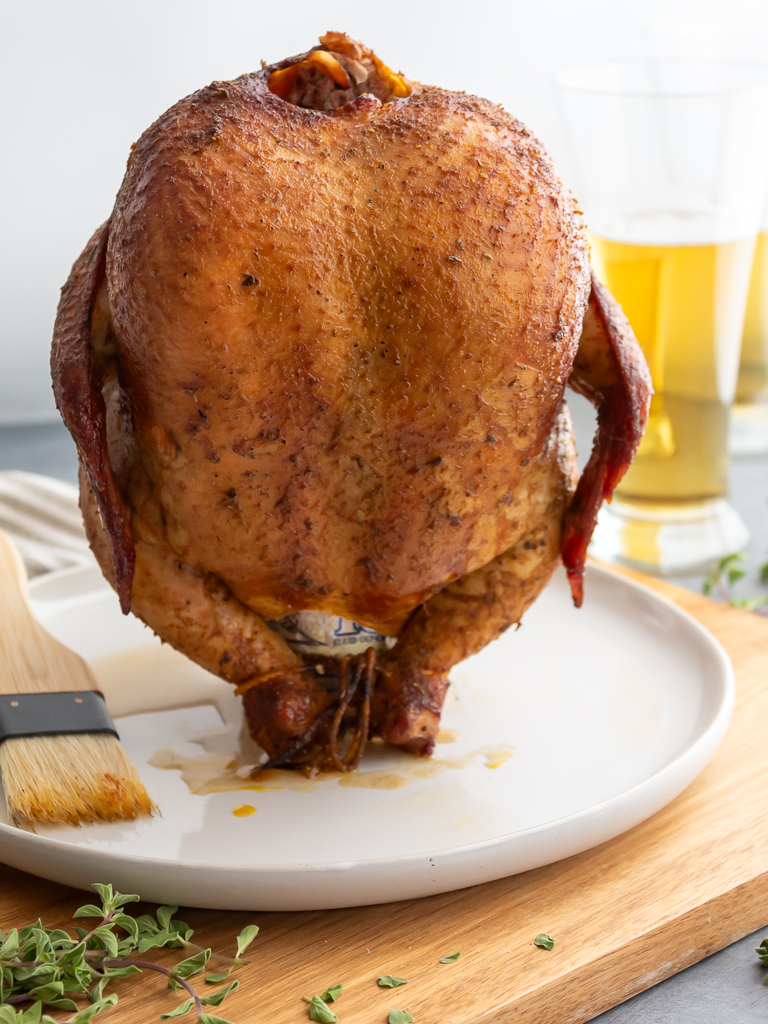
[[0, 527, 97, 695]]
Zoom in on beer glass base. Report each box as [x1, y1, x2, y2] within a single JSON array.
[[729, 403, 768, 456], [588, 497, 750, 577]]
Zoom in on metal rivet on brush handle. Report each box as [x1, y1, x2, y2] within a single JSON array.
[[0, 691, 119, 746]]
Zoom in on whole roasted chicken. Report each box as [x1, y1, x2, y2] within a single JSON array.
[[52, 33, 651, 773]]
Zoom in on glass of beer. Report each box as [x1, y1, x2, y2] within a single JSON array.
[[556, 60, 768, 575], [645, 21, 768, 458], [732, 200, 768, 455]]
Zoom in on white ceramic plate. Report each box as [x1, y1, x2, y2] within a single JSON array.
[[0, 563, 733, 911]]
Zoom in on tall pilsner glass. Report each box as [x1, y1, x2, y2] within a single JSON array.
[[731, 198, 768, 454], [557, 61, 768, 575]]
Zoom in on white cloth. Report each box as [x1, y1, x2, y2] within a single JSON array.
[[0, 471, 92, 578]]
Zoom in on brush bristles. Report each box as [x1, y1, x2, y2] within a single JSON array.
[[1, 734, 154, 827]]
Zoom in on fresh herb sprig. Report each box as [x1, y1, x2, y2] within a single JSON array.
[[756, 936, 768, 981], [703, 553, 768, 613], [0, 884, 258, 1024]]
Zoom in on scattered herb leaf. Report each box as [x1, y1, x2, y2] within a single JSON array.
[[388, 1012, 414, 1024], [534, 933, 555, 951], [439, 952, 461, 964], [306, 995, 338, 1022], [378, 976, 408, 988], [320, 984, 343, 1002], [235, 926, 259, 961]]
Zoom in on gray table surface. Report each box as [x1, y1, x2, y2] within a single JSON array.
[[2, 407, 768, 1022]]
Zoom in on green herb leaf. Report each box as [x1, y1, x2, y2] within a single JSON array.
[[160, 998, 196, 1020], [138, 932, 177, 954], [157, 907, 179, 932], [320, 983, 342, 1002], [439, 951, 461, 963], [171, 948, 211, 981], [235, 924, 259, 960], [378, 976, 408, 988], [534, 933, 555, 951], [89, 926, 120, 958], [0, 929, 19, 958], [110, 891, 141, 909], [201, 980, 239, 1007], [170, 921, 195, 945], [100, 964, 142, 981], [71, 996, 119, 1023], [703, 552, 748, 602], [90, 884, 115, 908], [197, 1015, 236, 1024], [72, 905, 104, 920], [727, 566, 747, 587], [135, 913, 160, 933], [112, 913, 139, 942], [306, 995, 338, 1022], [730, 595, 768, 610], [26, 980, 66, 1002], [389, 1011, 414, 1024], [204, 969, 233, 984], [57, 940, 86, 964]]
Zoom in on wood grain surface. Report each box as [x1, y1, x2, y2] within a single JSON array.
[[2, 566, 768, 1024]]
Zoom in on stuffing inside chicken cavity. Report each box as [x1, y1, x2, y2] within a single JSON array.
[[268, 31, 411, 110]]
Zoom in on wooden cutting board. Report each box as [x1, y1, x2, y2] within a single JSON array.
[[2, 567, 768, 1024]]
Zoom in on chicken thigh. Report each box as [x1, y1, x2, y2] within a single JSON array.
[[52, 34, 651, 771]]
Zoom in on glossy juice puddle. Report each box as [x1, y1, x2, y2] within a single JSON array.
[[90, 642, 513, 798], [147, 721, 513, 795]]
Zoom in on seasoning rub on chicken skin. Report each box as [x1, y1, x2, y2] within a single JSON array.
[[52, 33, 651, 773]]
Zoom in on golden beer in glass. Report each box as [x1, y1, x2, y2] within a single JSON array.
[[557, 59, 768, 574], [590, 235, 754, 500], [732, 230, 768, 453]]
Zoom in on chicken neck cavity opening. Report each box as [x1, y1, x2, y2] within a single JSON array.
[[268, 31, 411, 111]]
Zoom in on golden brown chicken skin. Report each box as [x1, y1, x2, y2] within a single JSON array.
[[52, 34, 651, 770]]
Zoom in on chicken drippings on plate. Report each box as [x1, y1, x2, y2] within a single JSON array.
[[268, 31, 411, 110]]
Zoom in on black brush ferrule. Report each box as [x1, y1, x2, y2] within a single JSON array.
[[0, 691, 119, 746]]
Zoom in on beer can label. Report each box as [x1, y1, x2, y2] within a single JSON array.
[[266, 611, 394, 656]]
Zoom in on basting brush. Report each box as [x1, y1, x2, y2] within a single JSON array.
[[0, 526, 152, 827]]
